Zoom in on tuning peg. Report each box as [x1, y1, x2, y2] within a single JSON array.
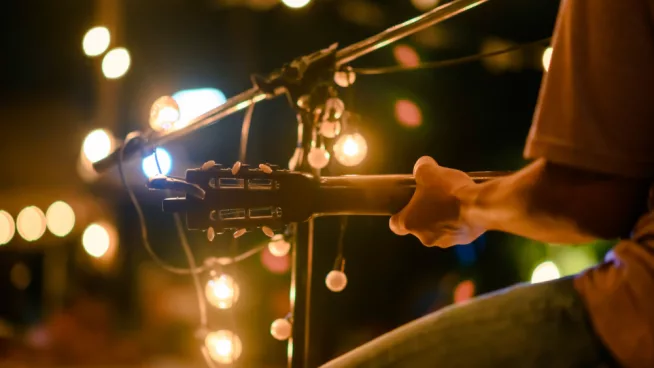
[[201, 160, 216, 170], [233, 228, 247, 239], [259, 164, 273, 174], [207, 227, 216, 242], [261, 226, 275, 238], [232, 161, 242, 175]]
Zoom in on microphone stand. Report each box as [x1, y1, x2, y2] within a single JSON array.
[[92, 0, 491, 366]]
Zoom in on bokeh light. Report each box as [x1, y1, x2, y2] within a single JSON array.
[[261, 246, 291, 274], [172, 88, 226, 129], [149, 96, 181, 132], [270, 318, 292, 341], [393, 44, 420, 67], [0, 211, 15, 245], [394, 99, 423, 128], [102, 47, 131, 79], [82, 223, 113, 258], [282, 0, 311, 9], [531, 261, 560, 283], [82, 26, 111, 57], [411, 0, 441, 11], [333, 133, 368, 167], [307, 147, 330, 169], [542, 46, 553, 72], [205, 330, 242, 364], [268, 234, 291, 257], [205, 274, 240, 309], [16, 206, 46, 242], [45, 201, 75, 237], [82, 129, 113, 164], [141, 148, 172, 178], [453, 280, 475, 303]]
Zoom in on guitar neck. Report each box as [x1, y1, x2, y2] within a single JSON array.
[[313, 171, 507, 217]]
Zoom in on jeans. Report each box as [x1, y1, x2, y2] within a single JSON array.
[[320, 277, 617, 368]]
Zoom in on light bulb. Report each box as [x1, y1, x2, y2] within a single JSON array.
[[205, 330, 242, 364], [531, 261, 560, 284], [325, 270, 347, 292], [333, 133, 367, 167], [82, 26, 111, 57], [307, 147, 330, 169], [0, 211, 16, 245], [268, 234, 291, 257], [324, 97, 345, 120], [205, 274, 239, 309], [82, 223, 113, 258], [319, 119, 341, 139], [16, 206, 46, 242], [282, 0, 311, 9], [102, 47, 131, 79], [149, 96, 180, 132], [270, 318, 292, 341], [334, 67, 356, 87], [46, 201, 75, 237], [542, 47, 553, 72], [82, 129, 113, 164]]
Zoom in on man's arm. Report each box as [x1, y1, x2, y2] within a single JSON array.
[[459, 158, 650, 244]]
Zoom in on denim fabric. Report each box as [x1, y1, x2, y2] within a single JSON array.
[[320, 277, 617, 368]]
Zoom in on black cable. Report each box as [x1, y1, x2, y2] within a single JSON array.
[[352, 37, 552, 75]]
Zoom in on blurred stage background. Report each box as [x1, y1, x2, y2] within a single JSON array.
[[0, 0, 614, 366]]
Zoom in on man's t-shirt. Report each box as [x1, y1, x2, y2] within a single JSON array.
[[524, 0, 654, 366]]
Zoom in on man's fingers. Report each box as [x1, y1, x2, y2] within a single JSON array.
[[413, 156, 440, 185], [389, 212, 409, 236]]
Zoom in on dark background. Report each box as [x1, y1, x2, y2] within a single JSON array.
[[0, 0, 612, 366]]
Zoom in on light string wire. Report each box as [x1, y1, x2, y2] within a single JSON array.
[[352, 37, 552, 75]]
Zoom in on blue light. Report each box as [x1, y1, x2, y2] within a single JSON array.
[[142, 148, 172, 178], [172, 88, 227, 128]]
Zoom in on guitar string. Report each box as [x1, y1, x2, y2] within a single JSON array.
[[352, 37, 552, 75]]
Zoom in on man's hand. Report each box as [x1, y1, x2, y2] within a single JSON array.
[[389, 156, 485, 247]]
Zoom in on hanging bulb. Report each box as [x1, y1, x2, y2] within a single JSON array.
[[204, 330, 242, 364], [149, 96, 180, 132], [270, 318, 292, 341], [334, 66, 356, 87], [333, 133, 368, 167], [325, 270, 348, 292], [307, 146, 330, 169], [205, 273, 240, 309], [319, 119, 341, 139], [268, 234, 291, 257], [324, 97, 345, 120]]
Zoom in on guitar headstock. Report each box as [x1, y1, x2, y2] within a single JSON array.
[[152, 162, 318, 235]]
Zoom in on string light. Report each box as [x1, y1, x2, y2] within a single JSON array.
[[82, 223, 115, 258], [282, 0, 311, 9], [325, 270, 348, 292], [270, 318, 292, 341], [16, 206, 46, 242], [82, 129, 114, 164], [204, 330, 242, 364], [307, 146, 330, 169], [542, 46, 553, 72], [46, 201, 75, 237], [268, 234, 291, 257], [333, 133, 368, 167], [102, 47, 131, 79], [0, 211, 15, 245], [82, 26, 111, 57], [205, 273, 240, 309], [149, 96, 181, 132], [531, 261, 560, 283]]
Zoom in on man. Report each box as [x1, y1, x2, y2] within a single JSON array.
[[321, 0, 654, 367]]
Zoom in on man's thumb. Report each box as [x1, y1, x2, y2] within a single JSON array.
[[413, 156, 439, 184]]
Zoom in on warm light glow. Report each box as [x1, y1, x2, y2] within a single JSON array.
[[82, 223, 112, 258], [46, 201, 75, 237], [172, 88, 227, 129], [270, 318, 292, 341], [82, 129, 113, 164], [393, 44, 420, 67], [16, 207, 46, 242], [205, 330, 242, 364], [141, 148, 172, 178], [411, 0, 440, 11], [333, 133, 368, 167], [205, 274, 240, 309], [149, 96, 180, 132], [394, 99, 423, 128], [261, 246, 291, 274], [307, 147, 330, 169], [268, 234, 291, 257], [282, 0, 311, 9], [82, 26, 111, 57], [531, 261, 560, 283], [542, 46, 553, 72], [325, 270, 347, 292], [102, 47, 131, 79], [0, 211, 15, 245]]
